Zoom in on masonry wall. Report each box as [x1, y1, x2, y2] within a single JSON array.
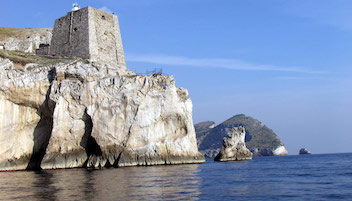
[[49, 7, 126, 68], [88, 7, 126, 67], [50, 7, 90, 58], [35, 45, 50, 56]]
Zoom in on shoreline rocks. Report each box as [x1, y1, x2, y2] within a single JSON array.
[[214, 126, 252, 161]]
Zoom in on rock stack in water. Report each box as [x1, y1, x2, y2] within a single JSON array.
[[299, 148, 311, 155], [197, 114, 288, 158], [214, 126, 252, 161]]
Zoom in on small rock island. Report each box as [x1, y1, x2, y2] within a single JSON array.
[[299, 148, 311, 155], [214, 126, 252, 161]]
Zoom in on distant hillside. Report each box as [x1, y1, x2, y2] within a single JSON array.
[[197, 114, 288, 157], [195, 121, 216, 146]]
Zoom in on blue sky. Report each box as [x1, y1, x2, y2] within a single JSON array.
[[1, 0, 351, 154]]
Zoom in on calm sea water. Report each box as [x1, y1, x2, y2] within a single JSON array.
[[0, 153, 351, 200]]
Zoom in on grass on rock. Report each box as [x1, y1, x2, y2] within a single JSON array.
[[0, 49, 75, 68]]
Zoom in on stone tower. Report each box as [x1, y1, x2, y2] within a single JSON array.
[[49, 7, 126, 68]]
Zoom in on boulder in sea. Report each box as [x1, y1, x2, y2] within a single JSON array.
[[299, 148, 311, 155], [214, 126, 252, 161]]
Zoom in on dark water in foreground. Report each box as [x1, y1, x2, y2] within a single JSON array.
[[0, 153, 352, 200]]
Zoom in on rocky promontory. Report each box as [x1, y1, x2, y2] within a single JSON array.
[[214, 126, 252, 161], [0, 53, 205, 171], [197, 114, 288, 158], [0, 6, 206, 171]]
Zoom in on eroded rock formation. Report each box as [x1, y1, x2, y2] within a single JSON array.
[[214, 126, 252, 161], [0, 58, 205, 171], [197, 114, 288, 158]]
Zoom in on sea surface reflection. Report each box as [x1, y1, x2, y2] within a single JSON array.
[[0, 164, 202, 200], [1, 153, 351, 200]]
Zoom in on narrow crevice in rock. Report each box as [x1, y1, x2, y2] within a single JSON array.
[[26, 116, 53, 170], [26, 73, 56, 170], [104, 160, 112, 168], [113, 152, 123, 167], [114, 103, 141, 167], [80, 109, 102, 162]]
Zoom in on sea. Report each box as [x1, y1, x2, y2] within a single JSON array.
[[0, 153, 351, 201]]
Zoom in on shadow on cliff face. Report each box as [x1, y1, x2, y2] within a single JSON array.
[[26, 69, 56, 170], [80, 109, 102, 166], [26, 116, 53, 170]]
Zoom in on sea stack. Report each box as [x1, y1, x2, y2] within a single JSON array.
[[197, 114, 288, 158], [214, 126, 252, 161], [299, 148, 311, 155]]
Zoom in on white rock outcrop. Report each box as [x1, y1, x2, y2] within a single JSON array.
[[214, 126, 252, 161], [273, 145, 289, 156], [0, 58, 205, 171], [0, 28, 52, 53]]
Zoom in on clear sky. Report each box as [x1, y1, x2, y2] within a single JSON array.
[[1, 0, 351, 154]]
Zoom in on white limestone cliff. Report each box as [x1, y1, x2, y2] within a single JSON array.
[[0, 58, 204, 171], [273, 145, 288, 156]]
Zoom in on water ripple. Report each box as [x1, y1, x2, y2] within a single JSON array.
[[0, 153, 351, 200]]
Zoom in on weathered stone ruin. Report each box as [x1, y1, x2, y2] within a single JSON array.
[[38, 6, 126, 68]]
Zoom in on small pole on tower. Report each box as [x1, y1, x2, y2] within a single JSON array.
[[72, 3, 80, 11]]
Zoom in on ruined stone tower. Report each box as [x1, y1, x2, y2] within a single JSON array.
[[49, 7, 126, 68]]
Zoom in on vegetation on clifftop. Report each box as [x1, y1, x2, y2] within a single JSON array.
[[0, 27, 52, 41], [0, 49, 75, 67]]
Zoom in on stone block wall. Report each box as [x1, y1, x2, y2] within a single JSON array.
[[50, 7, 90, 58], [49, 7, 126, 68], [35, 44, 50, 55], [88, 8, 126, 67]]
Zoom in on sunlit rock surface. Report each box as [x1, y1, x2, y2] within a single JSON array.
[[0, 57, 204, 171], [214, 126, 252, 161], [0, 28, 52, 53]]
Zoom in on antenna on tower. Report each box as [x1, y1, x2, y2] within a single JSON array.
[[72, 3, 80, 11]]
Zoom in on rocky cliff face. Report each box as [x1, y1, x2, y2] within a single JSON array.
[[214, 126, 252, 161], [0, 57, 204, 171], [0, 28, 52, 53], [197, 114, 288, 158]]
